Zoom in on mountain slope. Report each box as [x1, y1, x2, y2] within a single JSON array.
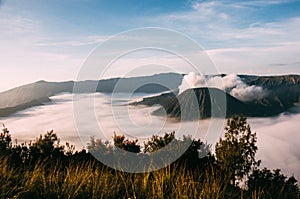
[[96, 73, 183, 93], [153, 88, 254, 120], [130, 91, 178, 107], [135, 74, 300, 120], [241, 74, 300, 109], [0, 81, 74, 110], [1, 73, 299, 118], [0, 73, 183, 117]]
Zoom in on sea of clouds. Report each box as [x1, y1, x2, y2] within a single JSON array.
[[1, 72, 299, 180], [1, 93, 211, 150], [0, 92, 299, 181]]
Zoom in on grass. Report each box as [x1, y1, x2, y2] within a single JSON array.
[[2, 156, 290, 199], [1, 117, 299, 199], [0, 156, 234, 199], [1, 156, 298, 199]]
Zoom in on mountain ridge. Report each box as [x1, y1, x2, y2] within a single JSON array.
[[134, 74, 300, 120], [0, 73, 182, 117], [151, 87, 299, 120], [1, 73, 299, 118]]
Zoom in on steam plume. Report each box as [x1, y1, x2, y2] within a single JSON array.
[[178, 72, 266, 102]]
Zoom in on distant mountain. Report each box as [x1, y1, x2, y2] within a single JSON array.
[[151, 87, 300, 120], [130, 91, 178, 107], [0, 97, 51, 117], [152, 88, 252, 120], [0, 81, 74, 117], [241, 74, 300, 89], [135, 74, 300, 120], [95, 73, 183, 93], [0, 73, 183, 117], [1, 73, 299, 118], [247, 76, 300, 111]]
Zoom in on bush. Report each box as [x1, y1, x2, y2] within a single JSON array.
[[0, 116, 299, 198], [247, 168, 300, 198]]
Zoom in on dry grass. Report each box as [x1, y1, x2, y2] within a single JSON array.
[[1, 156, 298, 199], [0, 156, 232, 199]]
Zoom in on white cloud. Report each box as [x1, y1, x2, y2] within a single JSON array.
[[233, 0, 297, 8], [0, 13, 40, 35], [152, 3, 300, 47], [248, 108, 300, 181], [0, 7, 107, 92], [1, 93, 299, 181], [35, 35, 109, 47], [178, 72, 206, 94], [142, 1, 300, 75], [207, 43, 300, 75], [0, 93, 208, 149], [178, 72, 266, 101], [1, 0, 300, 92]]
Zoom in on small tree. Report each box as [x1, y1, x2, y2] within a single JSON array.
[[29, 130, 64, 160], [113, 133, 141, 153], [0, 125, 12, 152], [215, 116, 260, 185], [144, 131, 175, 153], [88, 136, 112, 154], [248, 168, 300, 198]]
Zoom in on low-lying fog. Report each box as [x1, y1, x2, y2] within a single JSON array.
[[1, 93, 299, 181]]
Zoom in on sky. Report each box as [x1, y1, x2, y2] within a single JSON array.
[[1, 0, 300, 92]]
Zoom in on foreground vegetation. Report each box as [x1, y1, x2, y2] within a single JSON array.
[[0, 116, 299, 199]]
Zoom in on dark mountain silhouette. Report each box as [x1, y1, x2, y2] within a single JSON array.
[[130, 91, 178, 107], [0, 73, 299, 118], [95, 73, 183, 93], [0, 98, 51, 117], [240, 74, 300, 111], [152, 88, 249, 120], [0, 81, 74, 117], [151, 87, 300, 120], [0, 73, 183, 117], [241, 74, 300, 88], [135, 74, 300, 120]]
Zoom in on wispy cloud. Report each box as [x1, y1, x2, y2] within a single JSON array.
[[0, 5, 106, 91], [207, 42, 300, 74], [0, 13, 40, 36], [148, 1, 300, 47], [140, 1, 300, 74], [35, 35, 108, 47], [232, 0, 297, 8], [191, 0, 297, 11], [0, 0, 299, 91]]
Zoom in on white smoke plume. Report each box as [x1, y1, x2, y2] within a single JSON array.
[[178, 72, 206, 94], [178, 72, 266, 102]]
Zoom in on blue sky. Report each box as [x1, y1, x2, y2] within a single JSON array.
[[0, 0, 300, 91]]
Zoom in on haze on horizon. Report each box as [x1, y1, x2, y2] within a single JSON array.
[[1, 0, 300, 92]]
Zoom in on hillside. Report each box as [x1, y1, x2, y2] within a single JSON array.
[[136, 74, 300, 120], [0, 73, 299, 118], [130, 91, 178, 107], [0, 73, 183, 117], [151, 87, 300, 120], [152, 88, 251, 120], [0, 81, 74, 117]]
